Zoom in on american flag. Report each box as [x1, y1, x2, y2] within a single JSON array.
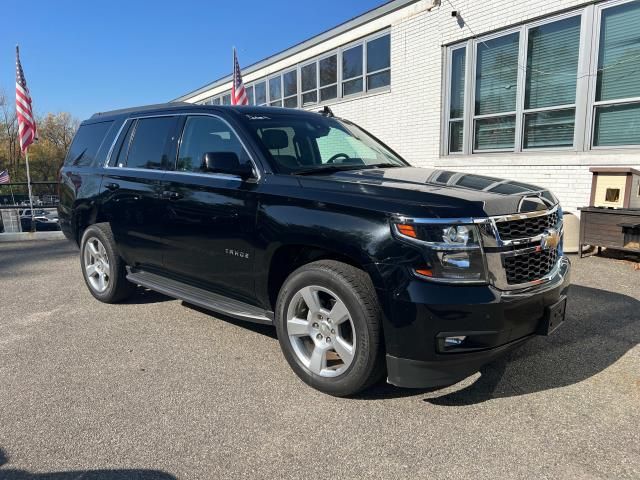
[[0, 170, 9, 184], [231, 49, 248, 106], [15, 46, 36, 153]]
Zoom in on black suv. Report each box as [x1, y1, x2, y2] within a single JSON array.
[[59, 103, 570, 396]]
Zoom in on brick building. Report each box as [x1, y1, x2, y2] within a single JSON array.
[[173, 0, 640, 215]]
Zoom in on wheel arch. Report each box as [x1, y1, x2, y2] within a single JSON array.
[[264, 243, 385, 312]]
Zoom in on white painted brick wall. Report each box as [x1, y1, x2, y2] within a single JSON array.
[[181, 0, 640, 214], [325, 0, 640, 214]]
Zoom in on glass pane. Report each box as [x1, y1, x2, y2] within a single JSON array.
[[269, 77, 282, 101], [475, 33, 519, 115], [342, 45, 363, 80], [367, 71, 390, 90], [284, 96, 298, 108], [593, 103, 640, 146], [126, 117, 175, 169], [283, 70, 297, 97], [302, 91, 318, 106], [212, 97, 221, 105], [596, 1, 640, 101], [320, 55, 337, 86], [177, 116, 250, 172], [269, 100, 283, 107], [66, 121, 113, 167], [320, 85, 337, 102], [526, 16, 581, 109], [343, 78, 363, 96], [474, 116, 516, 150], [449, 120, 464, 153], [450, 47, 466, 118], [367, 34, 390, 73], [254, 82, 266, 105], [523, 109, 575, 149], [246, 86, 254, 105], [222, 94, 231, 105], [301, 63, 317, 92]]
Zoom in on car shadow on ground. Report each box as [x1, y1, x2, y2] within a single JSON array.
[[421, 284, 639, 406], [183, 284, 638, 403], [0, 448, 176, 479]]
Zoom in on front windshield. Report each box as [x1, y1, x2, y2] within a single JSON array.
[[240, 112, 408, 174]]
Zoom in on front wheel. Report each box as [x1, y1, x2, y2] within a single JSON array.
[[275, 260, 385, 396], [80, 223, 135, 303]]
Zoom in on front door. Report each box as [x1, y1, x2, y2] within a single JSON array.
[[100, 115, 179, 270], [160, 114, 259, 303]]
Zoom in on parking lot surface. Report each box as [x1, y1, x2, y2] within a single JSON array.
[[0, 240, 638, 479]]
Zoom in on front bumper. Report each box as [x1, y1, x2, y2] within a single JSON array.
[[383, 256, 571, 389]]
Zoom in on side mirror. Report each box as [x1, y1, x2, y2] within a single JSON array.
[[201, 152, 254, 179]]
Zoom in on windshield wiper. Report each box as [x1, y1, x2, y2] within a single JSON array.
[[293, 163, 401, 176]]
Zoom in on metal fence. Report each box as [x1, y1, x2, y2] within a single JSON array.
[[0, 182, 59, 209], [0, 182, 59, 233]]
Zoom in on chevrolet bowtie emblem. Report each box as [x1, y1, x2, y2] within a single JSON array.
[[540, 228, 560, 250]]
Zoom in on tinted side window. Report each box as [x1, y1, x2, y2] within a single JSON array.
[[125, 117, 176, 170], [64, 121, 113, 167], [177, 116, 251, 173]]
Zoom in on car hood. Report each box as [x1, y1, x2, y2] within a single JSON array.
[[296, 167, 558, 218]]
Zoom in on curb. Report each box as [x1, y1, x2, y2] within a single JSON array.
[[0, 231, 65, 242]]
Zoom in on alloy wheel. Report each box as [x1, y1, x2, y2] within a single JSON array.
[[286, 285, 356, 377], [83, 237, 111, 293]]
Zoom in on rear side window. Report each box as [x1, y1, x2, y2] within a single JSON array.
[[122, 117, 176, 170], [64, 121, 114, 167]]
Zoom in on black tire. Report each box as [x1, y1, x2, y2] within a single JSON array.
[[80, 223, 135, 303], [275, 260, 385, 397]]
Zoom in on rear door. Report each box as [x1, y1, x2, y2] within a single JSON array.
[[100, 115, 179, 270], [160, 114, 259, 303]]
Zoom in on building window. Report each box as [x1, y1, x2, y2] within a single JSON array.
[[283, 69, 298, 108], [366, 33, 391, 90], [301, 62, 318, 106], [254, 81, 267, 106], [194, 31, 390, 111], [474, 32, 519, 151], [342, 44, 364, 96], [444, 0, 640, 155], [246, 85, 254, 105], [222, 93, 231, 105], [319, 54, 338, 102], [523, 16, 581, 149], [448, 47, 466, 153], [592, 0, 640, 147], [269, 76, 282, 106]]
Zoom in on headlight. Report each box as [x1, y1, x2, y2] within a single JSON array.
[[393, 221, 487, 283]]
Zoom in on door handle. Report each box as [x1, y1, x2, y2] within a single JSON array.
[[105, 182, 120, 191], [162, 190, 183, 200]]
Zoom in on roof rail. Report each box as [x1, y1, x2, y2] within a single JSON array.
[[319, 106, 334, 117]]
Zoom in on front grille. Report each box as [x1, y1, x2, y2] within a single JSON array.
[[504, 248, 558, 285], [496, 211, 558, 240]]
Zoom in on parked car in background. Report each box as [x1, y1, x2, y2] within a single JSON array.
[[58, 103, 570, 396], [20, 209, 60, 232]]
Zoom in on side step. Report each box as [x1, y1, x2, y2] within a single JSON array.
[[126, 269, 273, 325]]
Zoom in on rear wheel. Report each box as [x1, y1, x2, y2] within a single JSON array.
[[275, 260, 385, 396], [80, 223, 135, 303]]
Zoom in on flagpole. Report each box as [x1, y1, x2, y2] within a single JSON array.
[[25, 149, 35, 232]]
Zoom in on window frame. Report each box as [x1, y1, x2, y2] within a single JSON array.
[[443, 1, 640, 156], [364, 31, 392, 94], [586, 0, 640, 150], [198, 30, 391, 112]]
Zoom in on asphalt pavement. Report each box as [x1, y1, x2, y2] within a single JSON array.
[[0, 240, 638, 479]]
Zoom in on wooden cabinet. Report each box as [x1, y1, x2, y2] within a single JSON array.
[[579, 207, 640, 257]]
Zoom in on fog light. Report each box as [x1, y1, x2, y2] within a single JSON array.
[[444, 335, 466, 347]]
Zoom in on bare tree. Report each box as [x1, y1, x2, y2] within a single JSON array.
[[0, 90, 21, 173]]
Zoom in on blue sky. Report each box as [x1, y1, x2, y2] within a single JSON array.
[[1, 0, 384, 120]]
